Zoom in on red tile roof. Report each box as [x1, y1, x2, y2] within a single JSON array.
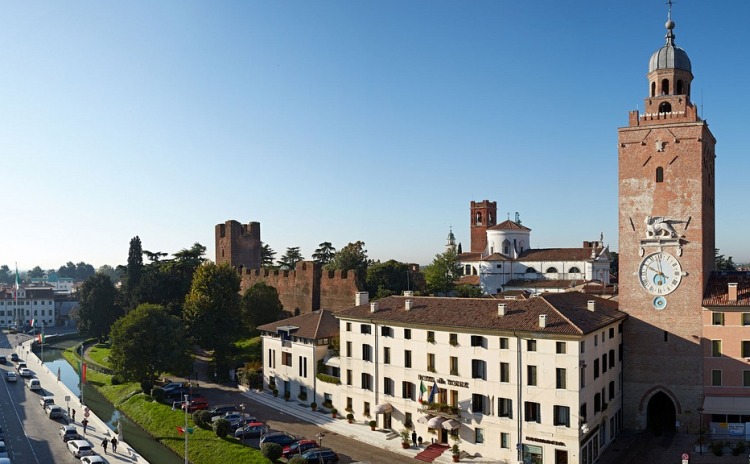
[[335, 293, 623, 336], [518, 248, 602, 261], [703, 273, 750, 307], [457, 275, 480, 285], [488, 220, 531, 231], [505, 279, 582, 289], [257, 310, 339, 340]]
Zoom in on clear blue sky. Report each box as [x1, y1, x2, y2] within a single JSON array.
[[2, 1, 748, 270]]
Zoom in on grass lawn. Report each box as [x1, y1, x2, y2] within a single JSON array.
[[231, 336, 262, 365], [87, 344, 112, 368], [63, 348, 270, 464]]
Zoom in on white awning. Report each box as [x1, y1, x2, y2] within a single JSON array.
[[417, 414, 432, 424], [324, 356, 340, 368], [373, 403, 393, 414], [703, 396, 750, 414], [427, 416, 446, 428], [442, 419, 461, 430]]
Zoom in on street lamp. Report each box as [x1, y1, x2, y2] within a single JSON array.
[[698, 407, 704, 456]]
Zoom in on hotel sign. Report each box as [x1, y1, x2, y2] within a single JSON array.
[[418, 374, 469, 389]]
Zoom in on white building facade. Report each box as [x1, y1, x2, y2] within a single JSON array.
[[0, 286, 56, 328]]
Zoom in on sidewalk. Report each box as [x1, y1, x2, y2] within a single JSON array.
[[19, 339, 149, 464], [240, 387, 495, 464]]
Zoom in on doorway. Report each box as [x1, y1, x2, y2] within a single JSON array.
[[647, 391, 676, 435], [383, 412, 391, 430]]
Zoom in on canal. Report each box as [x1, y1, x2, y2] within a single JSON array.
[[40, 340, 183, 464]]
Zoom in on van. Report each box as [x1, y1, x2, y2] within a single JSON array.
[[26, 378, 41, 391], [47, 406, 65, 419]]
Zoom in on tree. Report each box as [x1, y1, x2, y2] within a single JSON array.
[[609, 251, 619, 278], [261, 242, 276, 268], [109, 303, 191, 383], [277, 247, 304, 270], [77, 274, 123, 342], [75, 262, 96, 281], [97, 265, 121, 282], [715, 248, 737, 271], [312, 242, 336, 266], [58, 262, 77, 279], [326, 241, 370, 279], [241, 282, 284, 335], [423, 248, 461, 295], [0, 265, 11, 284], [124, 236, 144, 308], [366, 260, 410, 300], [183, 262, 242, 378], [27, 266, 45, 278]]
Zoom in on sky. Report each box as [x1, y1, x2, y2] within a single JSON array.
[[2, 1, 749, 271]]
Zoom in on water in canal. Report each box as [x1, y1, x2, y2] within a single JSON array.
[[41, 341, 183, 464]]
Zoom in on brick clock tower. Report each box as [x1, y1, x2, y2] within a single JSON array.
[[470, 200, 496, 253], [618, 11, 716, 431]]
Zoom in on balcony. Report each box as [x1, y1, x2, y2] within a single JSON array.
[[418, 401, 461, 419]]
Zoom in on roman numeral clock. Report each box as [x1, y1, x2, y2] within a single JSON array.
[[637, 216, 688, 310]]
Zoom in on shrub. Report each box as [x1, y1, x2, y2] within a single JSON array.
[[140, 380, 153, 394], [151, 387, 165, 402], [261, 442, 283, 461], [346, 413, 354, 421], [330, 408, 337, 415], [711, 441, 724, 456], [288, 457, 307, 464], [298, 391, 307, 401], [111, 374, 124, 385], [369, 420, 376, 428], [197, 410, 213, 428], [213, 418, 231, 438], [283, 390, 291, 400]]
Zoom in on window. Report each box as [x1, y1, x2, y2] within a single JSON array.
[[346, 342, 352, 357], [569, 266, 581, 273], [594, 393, 601, 412], [546, 267, 558, 273], [381, 326, 393, 337], [712, 340, 722, 357], [556, 342, 566, 354], [527, 340, 537, 352], [556, 368, 566, 389], [712, 370, 722, 387], [580, 365, 586, 387], [602, 354, 608, 373], [346, 322, 351, 331], [282, 352, 292, 367], [500, 337, 509, 349], [713, 313, 725, 326], [450, 356, 459, 376], [580, 341, 585, 353], [527, 365, 537, 386], [268, 349, 275, 368], [594, 359, 600, 379], [609, 380, 615, 400], [384, 347, 391, 365], [609, 349, 615, 368], [346, 370, 352, 385], [471, 336, 486, 348], [427, 331, 435, 343], [364, 401, 370, 416], [743, 313, 750, 326], [346, 397, 352, 411], [384, 377, 394, 396], [361, 324, 371, 334], [475, 428, 484, 444], [472, 394, 487, 414], [743, 341, 750, 358], [744, 371, 750, 387], [449, 333, 458, 346], [656, 166, 664, 182], [472, 360, 487, 380], [362, 344, 373, 362], [427, 353, 436, 372], [498, 398, 513, 418], [594, 335, 598, 346], [361, 373, 373, 391], [580, 403, 588, 422], [500, 362, 510, 382], [405, 350, 412, 368], [526, 267, 537, 273], [404, 329, 411, 340], [524, 402, 541, 423], [405, 412, 412, 428], [501, 432, 510, 449], [553, 405, 570, 427], [402, 381, 416, 400], [609, 327, 615, 339], [298, 356, 307, 377]]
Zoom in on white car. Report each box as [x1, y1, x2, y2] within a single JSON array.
[[60, 425, 83, 442], [67, 439, 94, 458], [0, 441, 7, 458], [5, 372, 16, 382], [81, 456, 109, 464], [18, 367, 32, 377], [40, 396, 55, 408]]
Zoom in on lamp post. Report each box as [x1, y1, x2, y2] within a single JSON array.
[[698, 407, 704, 456], [184, 393, 189, 464]]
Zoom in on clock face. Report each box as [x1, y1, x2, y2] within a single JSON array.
[[639, 252, 682, 295]]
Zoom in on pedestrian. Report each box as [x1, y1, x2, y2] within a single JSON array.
[[72, 409, 76, 423], [111, 437, 118, 453], [101, 437, 108, 454], [81, 418, 88, 435], [412, 430, 417, 447]]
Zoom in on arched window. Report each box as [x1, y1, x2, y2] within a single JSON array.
[[651, 82, 656, 97], [658, 102, 672, 113], [676, 80, 683, 94], [661, 79, 669, 95], [546, 267, 558, 273], [475, 212, 482, 225], [526, 267, 537, 274], [656, 166, 664, 183], [569, 267, 581, 273], [502, 240, 510, 255]]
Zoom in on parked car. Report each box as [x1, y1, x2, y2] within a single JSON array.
[[164, 387, 190, 400], [5, 372, 16, 383], [16, 362, 27, 372], [18, 368, 32, 377], [161, 382, 185, 391], [282, 439, 319, 458], [40, 396, 55, 408], [0, 356, 6, 364], [81, 456, 109, 464], [67, 439, 94, 458], [260, 431, 299, 447], [207, 404, 238, 418], [26, 378, 41, 390], [214, 412, 256, 430], [10, 353, 18, 362], [300, 448, 340, 464], [0, 441, 7, 458], [234, 422, 268, 440], [181, 396, 209, 412], [60, 425, 83, 442], [47, 405, 65, 419], [0, 426, 4, 441]]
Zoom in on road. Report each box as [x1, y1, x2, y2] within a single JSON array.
[[0, 331, 82, 464]]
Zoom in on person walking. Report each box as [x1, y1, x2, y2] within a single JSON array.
[[81, 418, 88, 435], [110, 437, 118, 453], [101, 437, 108, 454], [412, 430, 417, 447], [72, 409, 76, 423]]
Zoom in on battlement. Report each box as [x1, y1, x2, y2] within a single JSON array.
[[216, 220, 260, 239], [216, 219, 262, 269]]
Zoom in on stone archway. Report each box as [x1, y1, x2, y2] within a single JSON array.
[[647, 391, 676, 435]]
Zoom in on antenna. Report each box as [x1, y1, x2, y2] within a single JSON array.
[[666, 0, 674, 21], [701, 88, 704, 119]]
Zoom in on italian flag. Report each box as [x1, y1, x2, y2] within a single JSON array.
[[36, 333, 45, 344], [31, 319, 36, 327]]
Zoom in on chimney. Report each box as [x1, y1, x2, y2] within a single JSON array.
[[539, 314, 547, 328], [498, 303, 507, 316], [403, 290, 414, 297], [587, 300, 596, 312], [729, 282, 739, 302], [356, 292, 369, 306], [370, 302, 378, 313], [405, 300, 413, 311]]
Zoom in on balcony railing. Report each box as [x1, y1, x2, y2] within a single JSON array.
[[418, 402, 461, 419]]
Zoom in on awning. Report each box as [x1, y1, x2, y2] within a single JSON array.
[[441, 419, 460, 430], [373, 403, 393, 414], [417, 414, 432, 424], [703, 396, 750, 414], [324, 356, 340, 368], [427, 417, 446, 428]]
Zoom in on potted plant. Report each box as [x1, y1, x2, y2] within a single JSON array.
[[330, 407, 337, 418], [297, 391, 307, 402], [452, 444, 460, 462], [310, 402, 317, 411], [273, 388, 279, 397], [400, 429, 411, 448], [346, 413, 354, 424], [284, 390, 291, 401], [369, 420, 376, 431]]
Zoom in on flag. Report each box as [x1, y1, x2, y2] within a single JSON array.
[[419, 380, 427, 400], [37, 333, 45, 344], [177, 426, 184, 435], [31, 319, 36, 328], [81, 363, 87, 384], [14, 264, 19, 294], [428, 381, 439, 404]]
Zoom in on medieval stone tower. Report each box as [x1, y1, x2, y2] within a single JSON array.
[[470, 200, 497, 253], [215, 220, 262, 269], [618, 10, 716, 431]]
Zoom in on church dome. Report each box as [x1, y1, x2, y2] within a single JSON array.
[[649, 20, 691, 73]]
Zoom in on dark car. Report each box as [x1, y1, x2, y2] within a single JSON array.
[[207, 404, 238, 418], [259, 431, 298, 447], [0, 356, 6, 364], [282, 439, 318, 458], [300, 448, 339, 464], [234, 423, 267, 439], [164, 387, 190, 400], [10, 354, 19, 362], [181, 395, 209, 412]]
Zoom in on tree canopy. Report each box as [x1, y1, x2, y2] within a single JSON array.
[[366, 260, 411, 300], [423, 248, 461, 295], [277, 247, 304, 270], [77, 274, 123, 342], [241, 282, 284, 335], [261, 242, 276, 268], [715, 248, 737, 271], [312, 242, 336, 266], [326, 241, 370, 279]]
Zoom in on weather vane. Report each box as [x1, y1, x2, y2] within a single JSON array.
[[666, 0, 675, 20]]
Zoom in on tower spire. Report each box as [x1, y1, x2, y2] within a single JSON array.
[[665, 0, 676, 46]]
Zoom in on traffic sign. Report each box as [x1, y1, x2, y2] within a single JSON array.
[[84, 411, 90, 418]]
